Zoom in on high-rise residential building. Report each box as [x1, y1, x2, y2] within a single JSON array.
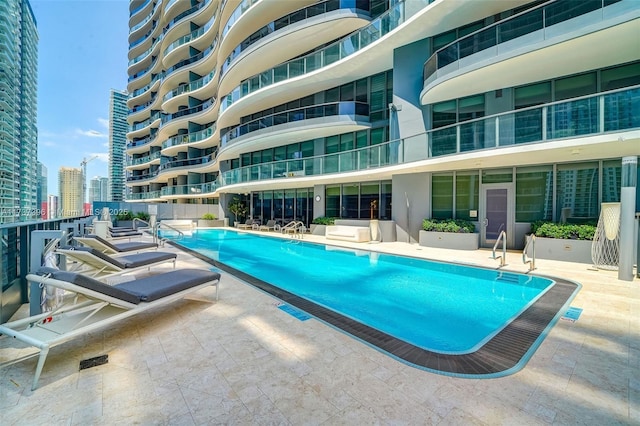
[[58, 167, 83, 218], [126, 0, 639, 250], [89, 176, 109, 203], [46, 194, 58, 220], [0, 0, 38, 224], [109, 88, 128, 202], [36, 161, 47, 218]]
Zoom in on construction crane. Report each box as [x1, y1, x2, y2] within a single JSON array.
[[81, 155, 98, 204]]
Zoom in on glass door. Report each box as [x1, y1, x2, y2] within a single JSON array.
[[481, 183, 514, 248]]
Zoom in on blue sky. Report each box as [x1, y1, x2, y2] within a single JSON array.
[[31, 0, 129, 196]]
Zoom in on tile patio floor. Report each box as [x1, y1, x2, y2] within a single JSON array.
[[0, 230, 638, 425]]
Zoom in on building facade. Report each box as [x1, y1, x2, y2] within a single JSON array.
[[89, 176, 110, 203], [58, 167, 83, 218], [125, 0, 639, 248], [37, 161, 47, 218], [109, 89, 129, 202], [0, 0, 38, 224]]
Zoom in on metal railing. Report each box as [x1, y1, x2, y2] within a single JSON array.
[[523, 234, 536, 272], [492, 230, 507, 267]]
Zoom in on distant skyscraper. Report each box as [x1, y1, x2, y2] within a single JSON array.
[[58, 167, 83, 218], [0, 0, 38, 223], [89, 176, 109, 203], [109, 89, 128, 202], [47, 194, 58, 220], [37, 162, 47, 218]]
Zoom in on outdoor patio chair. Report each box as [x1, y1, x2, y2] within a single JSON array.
[[236, 219, 255, 230], [0, 267, 221, 390], [74, 234, 158, 254], [56, 246, 177, 278], [259, 220, 277, 231]]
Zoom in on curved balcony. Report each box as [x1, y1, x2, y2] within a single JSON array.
[[421, 0, 638, 104], [221, 0, 260, 42], [163, 0, 214, 40], [220, 101, 370, 150], [129, 0, 161, 38], [128, 111, 162, 139], [158, 153, 218, 179], [219, 86, 640, 188], [161, 181, 219, 198], [160, 97, 217, 129], [221, 0, 370, 77], [158, 38, 219, 92], [164, 18, 215, 59], [161, 123, 217, 156], [126, 151, 161, 170], [126, 190, 162, 201], [128, 73, 162, 106], [162, 71, 217, 110], [126, 171, 159, 185], [219, 1, 418, 115], [128, 32, 164, 72], [129, 0, 151, 18], [128, 93, 160, 120]]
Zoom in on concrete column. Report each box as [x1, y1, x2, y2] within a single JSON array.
[[619, 156, 637, 281]]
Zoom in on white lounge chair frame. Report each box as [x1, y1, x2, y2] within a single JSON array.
[[57, 247, 176, 278], [74, 235, 158, 254], [0, 269, 220, 390]]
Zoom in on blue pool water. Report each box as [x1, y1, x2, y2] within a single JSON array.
[[166, 229, 555, 354]]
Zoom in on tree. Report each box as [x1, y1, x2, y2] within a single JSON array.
[[228, 196, 248, 223]]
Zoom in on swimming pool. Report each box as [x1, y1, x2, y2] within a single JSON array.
[[165, 229, 580, 377]]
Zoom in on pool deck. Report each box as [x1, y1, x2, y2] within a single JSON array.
[[1, 229, 638, 424]]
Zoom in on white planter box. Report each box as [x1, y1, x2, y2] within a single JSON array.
[[310, 224, 327, 235], [527, 237, 593, 264], [197, 219, 225, 228], [418, 231, 479, 250]]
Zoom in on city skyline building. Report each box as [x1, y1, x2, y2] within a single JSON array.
[[89, 176, 110, 203], [125, 0, 639, 250], [108, 88, 128, 202], [58, 167, 83, 218], [37, 161, 47, 218], [0, 0, 38, 224]]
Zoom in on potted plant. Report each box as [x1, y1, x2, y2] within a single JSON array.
[[527, 221, 596, 264], [418, 218, 479, 250], [114, 210, 134, 228], [310, 216, 336, 235], [198, 213, 220, 228], [228, 196, 248, 227]]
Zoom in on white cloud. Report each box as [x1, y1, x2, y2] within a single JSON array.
[[76, 128, 108, 138], [97, 118, 109, 129], [40, 140, 57, 147]]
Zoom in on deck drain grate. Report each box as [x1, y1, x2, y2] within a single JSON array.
[[79, 354, 108, 370], [277, 303, 311, 321]]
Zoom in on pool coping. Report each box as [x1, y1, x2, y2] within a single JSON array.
[[167, 238, 581, 378]]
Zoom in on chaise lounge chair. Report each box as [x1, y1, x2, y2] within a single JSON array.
[[236, 219, 255, 230], [259, 219, 277, 231], [56, 246, 177, 278], [75, 234, 158, 254], [0, 267, 221, 390]]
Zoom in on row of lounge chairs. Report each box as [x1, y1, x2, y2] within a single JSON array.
[[236, 219, 306, 234], [0, 227, 222, 390]]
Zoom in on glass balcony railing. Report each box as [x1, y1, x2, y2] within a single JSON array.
[[161, 181, 219, 196], [221, 0, 370, 76], [220, 86, 640, 185], [162, 123, 217, 150], [221, 0, 260, 41], [220, 0, 432, 114], [129, 111, 162, 132], [129, 93, 157, 114], [221, 101, 369, 147], [130, 0, 161, 35], [163, 71, 217, 103], [159, 152, 217, 172], [129, 0, 151, 18], [127, 171, 158, 182], [423, 0, 624, 83], [161, 98, 216, 126], [163, 0, 213, 36], [127, 190, 162, 200], [127, 151, 161, 166], [164, 18, 215, 57]]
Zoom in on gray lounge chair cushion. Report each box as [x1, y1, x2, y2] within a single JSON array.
[[36, 267, 141, 304], [36, 267, 220, 304], [63, 246, 175, 269], [115, 269, 221, 302], [87, 234, 158, 252], [116, 251, 177, 268], [109, 230, 142, 237]]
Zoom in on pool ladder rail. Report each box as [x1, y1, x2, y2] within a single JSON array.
[[492, 230, 507, 268], [523, 234, 537, 272]]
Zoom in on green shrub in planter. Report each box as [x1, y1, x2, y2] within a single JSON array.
[[202, 213, 217, 220], [134, 211, 150, 221], [312, 217, 337, 225], [115, 211, 134, 221], [532, 221, 596, 241], [422, 218, 476, 233]]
